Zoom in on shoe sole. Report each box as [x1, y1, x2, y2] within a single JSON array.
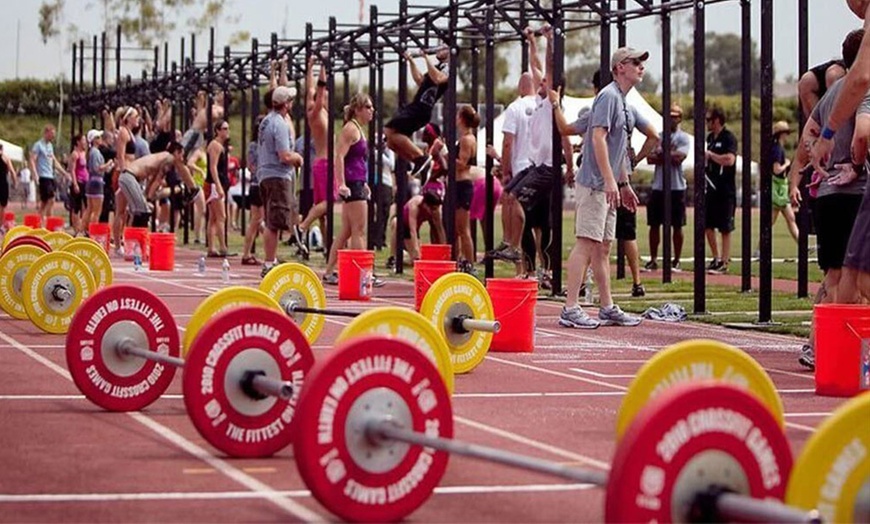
[[558, 318, 600, 329], [797, 357, 815, 370], [598, 319, 642, 327]]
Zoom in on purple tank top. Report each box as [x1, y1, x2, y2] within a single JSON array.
[[344, 123, 368, 183]]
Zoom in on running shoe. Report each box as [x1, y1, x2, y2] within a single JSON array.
[[631, 283, 646, 297], [559, 305, 600, 329], [798, 344, 815, 370], [642, 260, 658, 272], [598, 304, 642, 326], [322, 272, 339, 285]]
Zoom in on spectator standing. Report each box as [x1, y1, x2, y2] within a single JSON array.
[[30, 125, 69, 223], [703, 107, 738, 274], [0, 143, 18, 226]]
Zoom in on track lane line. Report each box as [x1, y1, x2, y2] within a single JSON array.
[[0, 330, 323, 522]]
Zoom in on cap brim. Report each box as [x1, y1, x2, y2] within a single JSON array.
[[633, 51, 650, 62]]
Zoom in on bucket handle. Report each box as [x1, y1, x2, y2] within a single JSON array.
[[845, 318, 870, 340], [494, 291, 537, 320]]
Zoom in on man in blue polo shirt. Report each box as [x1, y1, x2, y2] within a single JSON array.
[[29, 124, 69, 223]]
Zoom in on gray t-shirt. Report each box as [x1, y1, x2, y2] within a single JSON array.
[[652, 128, 692, 191], [257, 111, 293, 181], [577, 84, 645, 190], [811, 78, 870, 198], [87, 147, 104, 178], [32, 140, 54, 179]]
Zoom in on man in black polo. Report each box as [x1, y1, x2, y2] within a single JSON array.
[[703, 107, 738, 274]]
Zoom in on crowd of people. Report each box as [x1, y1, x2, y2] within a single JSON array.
[[5, 0, 870, 373]]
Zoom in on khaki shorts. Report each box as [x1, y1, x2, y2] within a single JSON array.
[[574, 185, 616, 242], [259, 177, 296, 232]]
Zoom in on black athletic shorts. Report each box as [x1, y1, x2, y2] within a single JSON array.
[[38, 178, 56, 203], [341, 180, 368, 203], [705, 191, 736, 233], [0, 178, 8, 207], [509, 164, 554, 212], [456, 179, 473, 211], [616, 207, 637, 241], [385, 107, 430, 137], [504, 166, 533, 196], [647, 190, 687, 228], [70, 184, 87, 213], [233, 184, 261, 209], [813, 193, 862, 271]]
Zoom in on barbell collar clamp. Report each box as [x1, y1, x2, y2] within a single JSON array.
[[52, 285, 73, 302], [710, 490, 821, 524]]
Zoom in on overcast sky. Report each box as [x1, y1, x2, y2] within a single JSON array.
[[0, 0, 862, 90]]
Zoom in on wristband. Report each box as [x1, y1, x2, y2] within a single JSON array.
[[853, 162, 866, 177], [617, 182, 628, 189], [821, 126, 836, 140], [317, 79, 327, 87]]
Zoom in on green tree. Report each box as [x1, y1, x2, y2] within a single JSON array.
[[39, 0, 249, 50], [673, 32, 764, 96]]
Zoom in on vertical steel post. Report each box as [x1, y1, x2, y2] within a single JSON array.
[[758, 0, 774, 323], [396, 0, 409, 275], [444, 0, 459, 251], [484, 0, 496, 279], [661, 0, 673, 284], [741, 0, 753, 293], [693, 0, 707, 314], [796, 0, 810, 298], [326, 17, 337, 258]]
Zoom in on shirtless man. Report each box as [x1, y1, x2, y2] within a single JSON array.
[[181, 91, 225, 161], [117, 142, 197, 228], [296, 55, 331, 252]]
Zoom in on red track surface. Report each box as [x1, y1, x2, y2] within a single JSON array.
[[0, 246, 846, 522]]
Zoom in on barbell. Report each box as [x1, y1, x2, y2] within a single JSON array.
[[186, 263, 500, 374], [292, 335, 869, 523], [0, 235, 113, 333], [66, 284, 313, 458]]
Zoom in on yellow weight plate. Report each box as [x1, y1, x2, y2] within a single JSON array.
[[419, 272, 494, 374], [42, 231, 74, 251], [182, 286, 283, 356], [2, 225, 32, 250], [23, 251, 96, 334], [29, 228, 51, 237], [336, 306, 455, 395], [787, 393, 870, 523], [259, 263, 326, 344], [0, 245, 45, 319], [61, 238, 113, 288], [615, 339, 784, 440]]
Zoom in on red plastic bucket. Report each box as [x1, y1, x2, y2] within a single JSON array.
[[338, 250, 375, 301], [814, 304, 870, 397], [149, 233, 175, 271], [88, 222, 111, 253], [3, 212, 15, 230], [486, 278, 538, 353], [123, 227, 150, 261], [23, 214, 41, 228], [413, 260, 457, 311], [420, 243, 452, 261], [45, 216, 65, 232]]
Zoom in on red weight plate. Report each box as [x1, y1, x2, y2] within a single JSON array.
[[293, 335, 453, 523], [183, 306, 314, 458], [605, 382, 793, 523], [66, 284, 180, 412], [3, 235, 51, 256]]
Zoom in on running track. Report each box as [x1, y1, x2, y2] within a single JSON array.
[[0, 247, 846, 522]]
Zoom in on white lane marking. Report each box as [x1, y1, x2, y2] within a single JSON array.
[[0, 330, 322, 522], [455, 416, 611, 471], [485, 356, 628, 391], [784, 412, 832, 418], [767, 368, 815, 381], [569, 368, 635, 379], [0, 483, 595, 503], [785, 421, 817, 433], [0, 344, 65, 349]]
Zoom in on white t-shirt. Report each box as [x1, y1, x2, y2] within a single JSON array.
[[528, 94, 555, 167], [501, 95, 537, 174], [19, 167, 30, 183]]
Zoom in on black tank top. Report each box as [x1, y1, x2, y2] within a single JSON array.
[[0, 155, 8, 183], [217, 149, 229, 189], [411, 63, 448, 110], [455, 139, 477, 167], [810, 59, 845, 100]]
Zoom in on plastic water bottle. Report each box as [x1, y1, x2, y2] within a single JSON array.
[[221, 258, 230, 283], [197, 254, 206, 274], [584, 268, 594, 304], [133, 243, 142, 272]]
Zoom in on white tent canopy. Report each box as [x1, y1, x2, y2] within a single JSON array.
[[0, 139, 24, 163], [477, 88, 758, 177]]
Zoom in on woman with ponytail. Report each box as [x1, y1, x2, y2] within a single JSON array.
[[322, 93, 378, 285], [455, 105, 480, 273]]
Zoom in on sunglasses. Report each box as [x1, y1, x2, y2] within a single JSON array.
[[622, 58, 643, 66]]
